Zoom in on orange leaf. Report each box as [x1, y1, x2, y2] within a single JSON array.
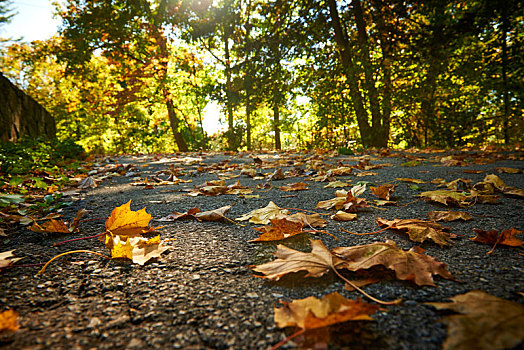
[[250, 218, 304, 242], [274, 292, 378, 330], [0, 309, 19, 332]]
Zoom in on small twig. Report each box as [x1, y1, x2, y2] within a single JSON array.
[[332, 268, 401, 306], [340, 226, 390, 235], [397, 199, 421, 207], [53, 232, 106, 246], [38, 250, 111, 274], [270, 328, 305, 350]]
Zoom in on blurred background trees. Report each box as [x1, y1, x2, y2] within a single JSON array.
[[1, 0, 521, 153]]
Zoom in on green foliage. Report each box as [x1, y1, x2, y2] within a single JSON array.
[[0, 138, 85, 175]]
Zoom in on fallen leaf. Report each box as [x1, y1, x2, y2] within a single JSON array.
[[0, 250, 23, 270], [355, 171, 378, 177], [195, 205, 232, 222], [251, 239, 335, 280], [328, 167, 353, 176], [427, 290, 524, 350], [250, 218, 304, 242], [105, 233, 168, 265], [285, 212, 327, 228], [376, 217, 457, 246], [334, 240, 454, 286], [427, 211, 473, 222], [439, 178, 471, 191], [495, 167, 522, 174], [418, 190, 469, 206], [268, 168, 285, 181], [105, 201, 154, 237], [324, 181, 349, 188], [370, 184, 396, 200], [158, 207, 201, 221], [78, 176, 97, 189], [29, 219, 70, 234], [280, 182, 309, 191], [274, 292, 378, 330], [470, 228, 523, 253], [396, 178, 426, 184], [237, 201, 290, 225], [316, 196, 347, 210], [331, 211, 357, 221], [0, 309, 19, 332]]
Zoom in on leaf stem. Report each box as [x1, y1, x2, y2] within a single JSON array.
[[38, 250, 110, 274], [332, 268, 401, 306], [270, 328, 305, 350], [53, 232, 106, 246]]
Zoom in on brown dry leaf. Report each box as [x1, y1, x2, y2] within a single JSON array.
[[440, 156, 467, 166], [418, 190, 469, 206], [324, 181, 349, 188], [105, 200, 154, 237], [105, 233, 168, 265], [0, 250, 22, 270], [427, 290, 524, 350], [334, 240, 454, 286], [471, 228, 523, 252], [268, 168, 285, 181], [158, 207, 201, 221], [70, 209, 89, 232], [250, 218, 304, 242], [0, 309, 19, 332], [316, 196, 347, 210], [355, 171, 378, 177], [29, 219, 70, 234], [396, 178, 426, 184], [78, 176, 97, 189], [285, 212, 327, 228], [370, 184, 396, 200], [376, 217, 457, 246], [427, 211, 473, 222], [331, 211, 357, 221], [439, 178, 471, 191], [328, 167, 353, 176], [274, 292, 378, 330], [280, 182, 309, 191], [195, 205, 232, 222], [251, 239, 335, 281], [343, 192, 368, 213], [495, 167, 522, 174], [237, 201, 290, 225]]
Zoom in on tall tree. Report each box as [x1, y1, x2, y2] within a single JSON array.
[[56, 0, 192, 151]]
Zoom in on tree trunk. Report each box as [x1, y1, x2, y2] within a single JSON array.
[[166, 99, 188, 152], [501, 6, 510, 144], [327, 0, 371, 147], [224, 27, 235, 150]]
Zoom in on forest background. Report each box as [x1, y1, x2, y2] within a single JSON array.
[[0, 0, 522, 154]]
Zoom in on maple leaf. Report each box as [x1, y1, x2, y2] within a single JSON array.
[[324, 181, 349, 188], [251, 239, 335, 281], [427, 211, 473, 222], [274, 292, 378, 330], [268, 168, 285, 180], [427, 290, 524, 350], [0, 309, 19, 332], [284, 212, 327, 228], [418, 190, 470, 206], [105, 200, 154, 237], [343, 192, 368, 213], [237, 201, 290, 224], [0, 250, 22, 270], [370, 184, 396, 200], [470, 228, 523, 254], [30, 219, 70, 234], [105, 233, 168, 265], [376, 217, 457, 246], [279, 182, 309, 191], [158, 207, 201, 221], [328, 167, 353, 176], [334, 240, 454, 286], [316, 196, 347, 210], [250, 218, 304, 242]]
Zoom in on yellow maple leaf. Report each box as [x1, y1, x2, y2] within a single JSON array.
[[105, 201, 153, 237], [105, 233, 168, 265]]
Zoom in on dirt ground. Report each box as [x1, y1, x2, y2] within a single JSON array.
[[1, 149, 523, 349]]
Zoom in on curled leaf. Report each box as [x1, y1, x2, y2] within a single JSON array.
[[237, 201, 289, 225]]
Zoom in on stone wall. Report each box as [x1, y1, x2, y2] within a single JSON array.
[[0, 72, 56, 142]]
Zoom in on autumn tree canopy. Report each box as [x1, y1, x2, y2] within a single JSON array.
[[0, 0, 521, 152]]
